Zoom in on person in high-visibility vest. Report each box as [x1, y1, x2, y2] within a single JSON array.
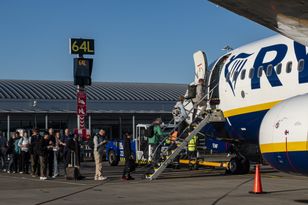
[[187, 134, 198, 170]]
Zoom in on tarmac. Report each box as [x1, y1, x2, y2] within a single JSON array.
[[0, 161, 308, 205]]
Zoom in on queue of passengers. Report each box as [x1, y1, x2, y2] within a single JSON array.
[[0, 128, 80, 180]]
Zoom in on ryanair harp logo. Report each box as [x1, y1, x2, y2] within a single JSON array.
[[224, 53, 253, 95]]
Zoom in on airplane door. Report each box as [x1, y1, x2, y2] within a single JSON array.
[[208, 55, 230, 106]]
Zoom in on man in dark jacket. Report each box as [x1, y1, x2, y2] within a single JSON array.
[[6, 134, 15, 173], [0, 131, 7, 172], [30, 129, 41, 177], [122, 132, 134, 180], [61, 128, 71, 175], [39, 132, 53, 180], [47, 128, 55, 178], [66, 134, 84, 180], [66, 134, 81, 167]]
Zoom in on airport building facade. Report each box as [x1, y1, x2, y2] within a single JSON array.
[[0, 80, 186, 138]]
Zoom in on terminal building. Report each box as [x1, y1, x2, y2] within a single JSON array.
[[0, 80, 186, 138]]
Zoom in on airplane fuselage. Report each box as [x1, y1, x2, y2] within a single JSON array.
[[209, 35, 308, 145]]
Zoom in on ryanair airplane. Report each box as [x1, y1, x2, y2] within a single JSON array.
[[180, 1, 308, 175]]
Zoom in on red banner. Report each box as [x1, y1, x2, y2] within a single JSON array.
[[77, 91, 86, 129]]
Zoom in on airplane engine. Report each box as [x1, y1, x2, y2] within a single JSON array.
[[259, 94, 308, 175]]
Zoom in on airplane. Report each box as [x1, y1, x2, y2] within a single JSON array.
[[173, 1, 308, 175]]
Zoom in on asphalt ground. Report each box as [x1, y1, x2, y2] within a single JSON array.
[[0, 161, 308, 205]]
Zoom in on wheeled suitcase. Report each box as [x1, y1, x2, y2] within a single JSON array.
[[66, 151, 80, 180]]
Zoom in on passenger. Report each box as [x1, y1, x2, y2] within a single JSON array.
[[13, 132, 22, 173], [187, 133, 198, 170], [93, 129, 108, 181], [6, 133, 16, 173], [52, 131, 61, 178], [61, 128, 71, 176], [30, 128, 41, 177], [173, 95, 188, 134], [0, 131, 7, 172], [66, 133, 81, 167], [39, 132, 52, 180], [18, 132, 30, 174], [166, 130, 181, 168], [47, 128, 55, 178], [122, 132, 134, 180], [149, 118, 163, 169], [192, 78, 206, 121], [67, 133, 85, 180], [167, 130, 178, 151]]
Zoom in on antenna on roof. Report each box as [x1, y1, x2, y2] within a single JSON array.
[[222, 45, 233, 52]]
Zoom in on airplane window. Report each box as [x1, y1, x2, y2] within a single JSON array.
[[249, 68, 254, 79], [298, 59, 305, 72], [257, 66, 263, 77], [266, 64, 273, 76], [286, 61, 292, 73], [240, 69, 246, 80], [276, 63, 282, 75]]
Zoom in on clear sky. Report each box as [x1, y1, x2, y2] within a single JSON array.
[[0, 0, 275, 84]]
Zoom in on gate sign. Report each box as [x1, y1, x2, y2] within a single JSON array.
[[70, 38, 95, 55], [77, 91, 87, 116]]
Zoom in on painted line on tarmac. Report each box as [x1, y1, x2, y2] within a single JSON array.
[[35, 180, 110, 205], [0, 174, 91, 186], [211, 177, 254, 205]]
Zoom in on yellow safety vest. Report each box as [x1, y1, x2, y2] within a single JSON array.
[[188, 135, 197, 152]]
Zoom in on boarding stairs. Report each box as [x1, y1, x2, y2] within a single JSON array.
[[146, 84, 225, 180]]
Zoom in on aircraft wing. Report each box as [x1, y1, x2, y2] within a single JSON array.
[[209, 0, 308, 46]]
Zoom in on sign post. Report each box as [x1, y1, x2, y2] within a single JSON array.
[[70, 38, 94, 136]]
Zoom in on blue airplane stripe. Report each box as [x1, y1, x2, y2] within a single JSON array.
[[233, 59, 247, 88], [231, 60, 242, 78]]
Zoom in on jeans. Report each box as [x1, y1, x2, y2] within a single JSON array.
[[0, 147, 6, 170], [47, 151, 54, 177], [53, 151, 59, 176], [21, 151, 30, 173], [39, 155, 47, 177], [30, 154, 40, 176], [7, 154, 14, 172]]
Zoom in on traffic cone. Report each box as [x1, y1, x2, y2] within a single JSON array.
[[249, 164, 265, 194]]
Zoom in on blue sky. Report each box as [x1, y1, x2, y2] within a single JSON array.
[[0, 0, 275, 84]]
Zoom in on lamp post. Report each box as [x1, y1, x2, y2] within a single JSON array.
[[32, 100, 37, 128]]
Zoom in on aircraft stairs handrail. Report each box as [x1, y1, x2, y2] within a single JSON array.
[[149, 83, 219, 161], [136, 83, 218, 163], [146, 84, 226, 180]]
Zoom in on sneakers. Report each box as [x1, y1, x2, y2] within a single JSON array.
[[127, 176, 135, 180], [40, 177, 47, 180], [97, 176, 107, 181], [52, 174, 59, 178], [122, 176, 135, 180]]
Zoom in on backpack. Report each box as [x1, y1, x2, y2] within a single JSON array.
[[146, 125, 154, 138], [14, 138, 21, 154]]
